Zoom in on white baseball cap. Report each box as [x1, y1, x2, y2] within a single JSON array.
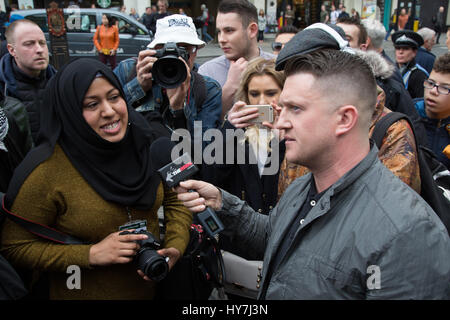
[[148, 14, 206, 49]]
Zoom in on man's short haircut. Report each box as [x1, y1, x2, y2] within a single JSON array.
[[284, 50, 377, 128], [361, 19, 386, 49], [276, 25, 299, 37], [5, 19, 41, 44], [337, 16, 367, 46], [417, 27, 436, 42], [433, 52, 450, 74], [218, 0, 258, 27]]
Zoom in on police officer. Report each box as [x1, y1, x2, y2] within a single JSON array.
[[392, 30, 429, 99]]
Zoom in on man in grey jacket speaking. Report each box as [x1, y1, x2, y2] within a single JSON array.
[[175, 50, 450, 299]]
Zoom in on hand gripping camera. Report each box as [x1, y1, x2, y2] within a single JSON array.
[[152, 42, 190, 89], [119, 229, 169, 282]]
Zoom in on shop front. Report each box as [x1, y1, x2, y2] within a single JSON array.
[[275, 0, 321, 29]]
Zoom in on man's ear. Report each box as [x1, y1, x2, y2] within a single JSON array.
[[247, 21, 258, 39], [335, 105, 358, 137], [360, 38, 369, 51], [7, 43, 15, 57]]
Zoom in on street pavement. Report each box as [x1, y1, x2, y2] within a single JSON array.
[[196, 31, 449, 66]]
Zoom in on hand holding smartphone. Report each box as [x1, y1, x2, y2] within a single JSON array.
[[242, 104, 274, 124]]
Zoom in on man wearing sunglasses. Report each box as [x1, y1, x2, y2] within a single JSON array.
[[271, 25, 298, 55], [415, 53, 450, 169]]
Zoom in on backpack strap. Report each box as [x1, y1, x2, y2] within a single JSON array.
[[372, 112, 408, 149], [1, 194, 85, 245]]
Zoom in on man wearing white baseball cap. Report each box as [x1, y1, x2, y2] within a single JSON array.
[[114, 14, 222, 140]]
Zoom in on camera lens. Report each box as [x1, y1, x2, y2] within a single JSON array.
[[137, 248, 169, 282], [152, 56, 187, 89]]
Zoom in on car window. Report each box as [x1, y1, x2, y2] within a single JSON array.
[[25, 14, 49, 32], [114, 16, 147, 35], [65, 13, 97, 33]]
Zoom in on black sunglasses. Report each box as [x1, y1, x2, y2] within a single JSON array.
[[272, 42, 283, 51]]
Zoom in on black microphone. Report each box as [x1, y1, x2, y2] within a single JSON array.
[[150, 137, 224, 238]]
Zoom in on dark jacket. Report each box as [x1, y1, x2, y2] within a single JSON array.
[[398, 58, 429, 99], [148, 12, 170, 35], [415, 47, 436, 75], [141, 13, 153, 32], [434, 11, 446, 32], [0, 54, 56, 143], [0, 96, 33, 192], [217, 144, 450, 299]]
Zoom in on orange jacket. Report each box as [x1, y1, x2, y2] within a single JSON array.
[[94, 25, 119, 53]]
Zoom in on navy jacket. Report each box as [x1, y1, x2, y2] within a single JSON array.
[[0, 54, 56, 143]]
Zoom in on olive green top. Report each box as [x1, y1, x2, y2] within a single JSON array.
[[0, 144, 192, 300]]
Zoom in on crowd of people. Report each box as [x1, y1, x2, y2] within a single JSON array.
[[0, 0, 449, 301]]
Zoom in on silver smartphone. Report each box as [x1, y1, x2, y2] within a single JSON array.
[[243, 104, 274, 123]]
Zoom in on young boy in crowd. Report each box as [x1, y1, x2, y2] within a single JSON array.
[[415, 53, 450, 169]]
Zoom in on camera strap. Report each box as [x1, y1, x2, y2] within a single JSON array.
[[1, 194, 85, 245]]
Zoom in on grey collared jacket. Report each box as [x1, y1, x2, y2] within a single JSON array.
[[217, 145, 450, 299]]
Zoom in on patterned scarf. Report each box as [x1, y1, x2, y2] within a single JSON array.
[[0, 107, 8, 152]]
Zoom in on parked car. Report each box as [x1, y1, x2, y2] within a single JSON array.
[[13, 8, 152, 63]]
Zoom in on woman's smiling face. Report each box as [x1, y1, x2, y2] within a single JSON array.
[[82, 76, 128, 143]]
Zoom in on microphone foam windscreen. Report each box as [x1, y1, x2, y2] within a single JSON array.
[[150, 137, 177, 169]]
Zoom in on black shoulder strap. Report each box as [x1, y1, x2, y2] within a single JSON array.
[[372, 112, 409, 149], [191, 71, 206, 114], [1, 194, 85, 245]]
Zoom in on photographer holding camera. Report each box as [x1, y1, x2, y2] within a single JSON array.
[[114, 14, 222, 141]]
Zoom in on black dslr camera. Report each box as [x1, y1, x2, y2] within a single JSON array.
[[119, 229, 169, 282], [152, 42, 190, 89]]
